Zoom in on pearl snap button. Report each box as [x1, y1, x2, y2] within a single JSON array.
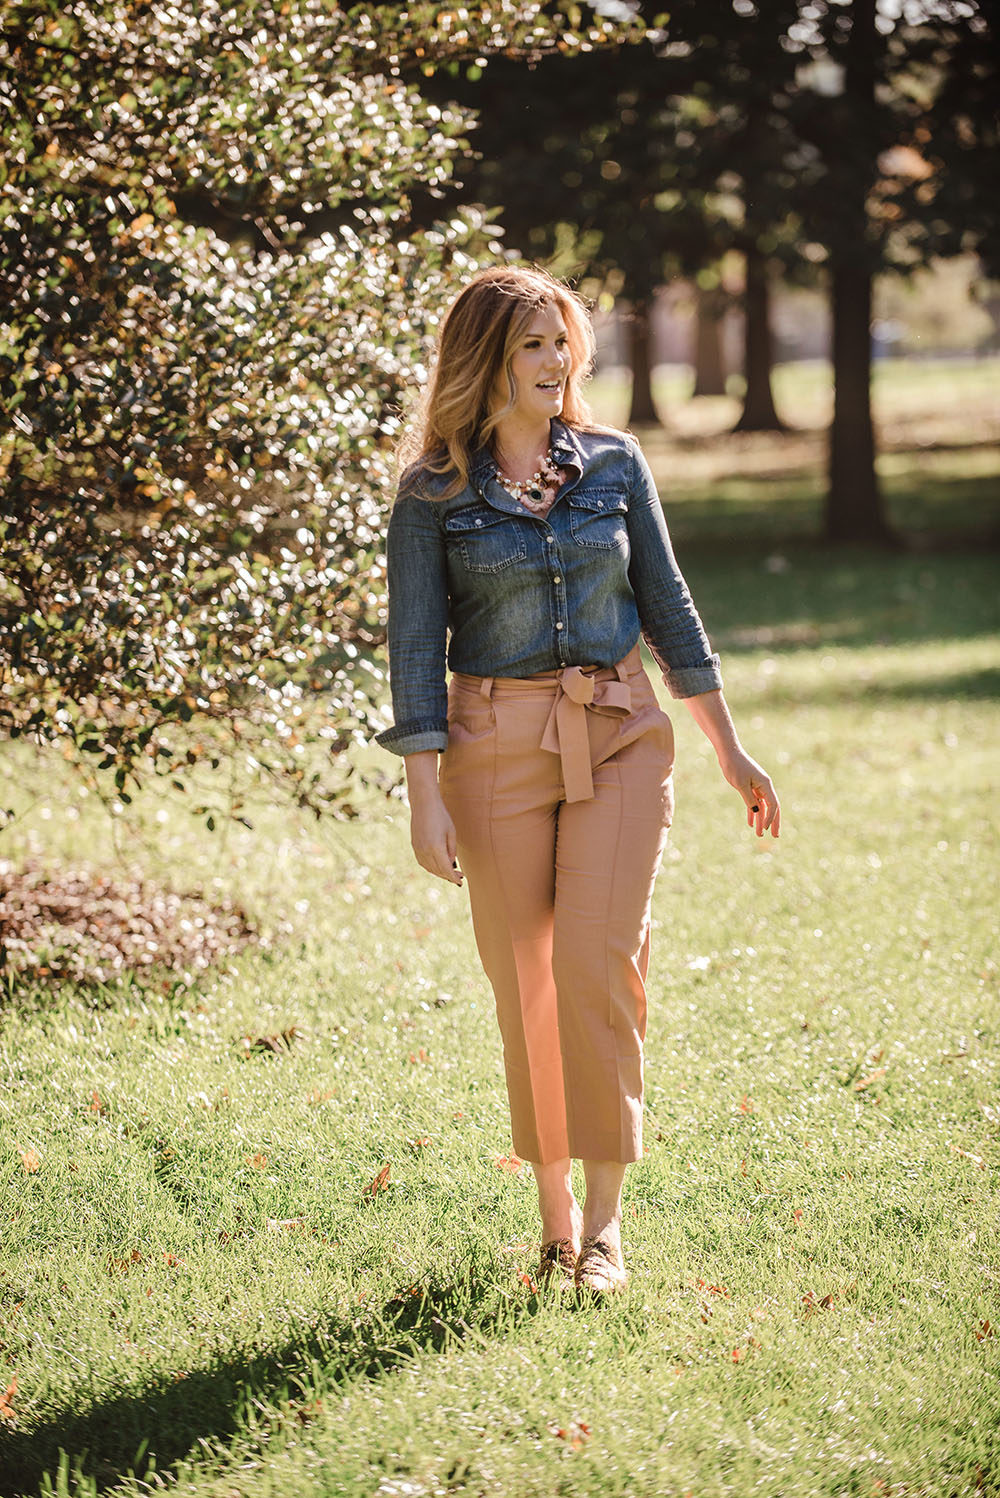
[[552, 575, 561, 584], [475, 519, 483, 527], [546, 536, 555, 544], [555, 621, 564, 630]]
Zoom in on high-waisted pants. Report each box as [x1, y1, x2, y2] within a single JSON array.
[[438, 642, 675, 1165]]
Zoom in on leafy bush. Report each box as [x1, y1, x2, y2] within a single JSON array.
[[1, 2, 601, 821]]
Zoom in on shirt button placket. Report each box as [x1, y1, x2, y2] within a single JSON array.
[[543, 527, 567, 660]]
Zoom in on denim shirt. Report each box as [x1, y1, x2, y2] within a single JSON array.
[[375, 417, 722, 757]]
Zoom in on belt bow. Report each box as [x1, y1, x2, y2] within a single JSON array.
[[539, 664, 633, 802]]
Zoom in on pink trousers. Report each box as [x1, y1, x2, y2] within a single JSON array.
[[438, 643, 675, 1165]]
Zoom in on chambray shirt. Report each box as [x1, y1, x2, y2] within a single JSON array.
[[375, 417, 722, 757]]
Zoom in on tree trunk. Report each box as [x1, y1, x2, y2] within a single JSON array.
[[824, 0, 892, 542], [733, 245, 785, 432], [827, 262, 891, 540], [626, 298, 661, 425], [691, 284, 727, 396]]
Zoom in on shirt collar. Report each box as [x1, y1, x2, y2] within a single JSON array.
[[468, 417, 584, 482]]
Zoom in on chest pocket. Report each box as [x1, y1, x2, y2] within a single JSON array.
[[566, 488, 629, 549], [445, 505, 528, 573]]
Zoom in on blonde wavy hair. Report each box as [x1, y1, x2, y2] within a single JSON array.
[[396, 264, 599, 500]]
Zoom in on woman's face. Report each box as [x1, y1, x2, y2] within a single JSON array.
[[493, 301, 571, 426]]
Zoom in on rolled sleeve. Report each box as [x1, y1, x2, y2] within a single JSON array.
[[659, 658, 723, 700], [375, 723, 449, 757], [625, 438, 723, 698], [374, 488, 450, 758]]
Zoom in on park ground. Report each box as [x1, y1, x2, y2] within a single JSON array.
[[0, 357, 998, 1497]]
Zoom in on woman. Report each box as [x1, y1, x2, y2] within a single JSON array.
[[376, 265, 779, 1297]]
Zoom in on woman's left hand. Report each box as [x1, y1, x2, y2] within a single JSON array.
[[718, 749, 780, 838]]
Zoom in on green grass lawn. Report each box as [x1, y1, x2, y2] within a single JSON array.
[[587, 354, 1000, 438], [588, 355, 1000, 546], [1, 447, 999, 1496]]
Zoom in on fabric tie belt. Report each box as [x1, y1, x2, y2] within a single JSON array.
[[538, 665, 631, 802], [539, 663, 633, 802], [463, 647, 643, 803]]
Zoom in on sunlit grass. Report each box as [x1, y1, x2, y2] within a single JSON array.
[[582, 357, 1000, 547], [587, 353, 1000, 437], [2, 532, 998, 1496]]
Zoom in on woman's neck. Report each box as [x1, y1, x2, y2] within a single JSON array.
[[492, 414, 552, 481]]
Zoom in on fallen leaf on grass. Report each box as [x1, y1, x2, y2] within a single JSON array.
[[854, 1067, 886, 1091], [266, 1217, 309, 1233], [246, 1152, 268, 1170], [493, 1154, 524, 1175], [294, 1398, 324, 1426], [548, 1418, 590, 1449], [974, 1319, 994, 1341], [106, 1249, 144, 1274], [692, 1277, 730, 1299], [408, 1047, 429, 1064], [801, 1289, 838, 1315], [739, 1095, 754, 1114], [19, 1147, 39, 1174], [239, 1026, 305, 1057], [364, 1163, 391, 1196], [0, 1375, 17, 1425], [517, 1270, 538, 1292], [408, 1136, 431, 1150], [950, 1145, 987, 1169]]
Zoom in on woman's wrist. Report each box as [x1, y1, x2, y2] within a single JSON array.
[[403, 749, 443, 802], [681, 688, 743, 759]]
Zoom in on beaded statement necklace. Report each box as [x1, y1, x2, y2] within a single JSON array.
[[496, 450, 564, 513]]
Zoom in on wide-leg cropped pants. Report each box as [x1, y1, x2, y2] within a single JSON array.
[[438, 642, 675, 1165]]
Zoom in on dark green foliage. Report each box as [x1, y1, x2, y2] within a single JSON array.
[[0, 2, 618, 821]]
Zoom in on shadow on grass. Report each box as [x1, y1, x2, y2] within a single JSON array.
[[799, 664, 1000, 705], [678, 546, 1000, 656], [0, 1249, 547, 1497], [658, 457, 1000, 552]]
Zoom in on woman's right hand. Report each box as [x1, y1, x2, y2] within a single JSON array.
[[404, 751, 463, 885], [409, 792, 463, 885]]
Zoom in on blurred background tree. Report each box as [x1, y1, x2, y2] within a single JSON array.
[[415, 0, 998, 540]]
